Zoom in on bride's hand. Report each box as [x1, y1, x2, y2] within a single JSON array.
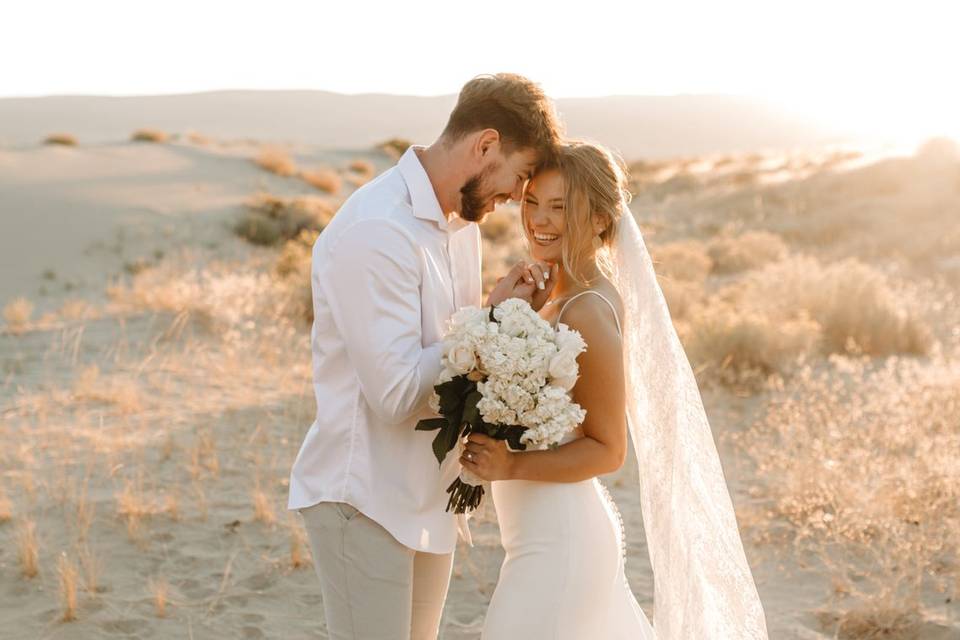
[[486, 260, 558, 310], [460, 433, 515, 481]]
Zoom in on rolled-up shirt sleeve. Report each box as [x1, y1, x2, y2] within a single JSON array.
[[321, 219, 444, 424]]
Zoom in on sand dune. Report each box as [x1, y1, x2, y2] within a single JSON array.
[[1, 123, 958, 639]]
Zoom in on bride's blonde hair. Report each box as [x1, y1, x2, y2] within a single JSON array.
[[522, 140, 632, 287]]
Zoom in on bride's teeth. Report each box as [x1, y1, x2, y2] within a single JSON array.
[[533, 232, 558, 242]]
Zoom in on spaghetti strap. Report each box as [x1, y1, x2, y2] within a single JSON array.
[[554, 290, 622, 337]]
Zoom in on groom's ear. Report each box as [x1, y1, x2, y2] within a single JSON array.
[[476, 129, 502, 159]]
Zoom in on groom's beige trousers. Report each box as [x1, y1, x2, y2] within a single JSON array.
[[298, 501, 454, 640]]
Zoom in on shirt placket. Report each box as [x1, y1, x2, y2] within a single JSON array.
[[446, 229, 460, 310]]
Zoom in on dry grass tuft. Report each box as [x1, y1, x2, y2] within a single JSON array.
[[289, 516, 310, 569], [58, 551, 79, 622], [77, 544, 99, 595], [300, 167, 342, 194], [0, 483, 11, 522], [148, 576, 169, 617], [115, 475, 178, 540], [252, 487, 276, 525], [58, 298, 96, 322], [18, 519, 39, 578], [254, 147, 298, 177], [43, 133, 78, 146], [235, 192, 335, 246], [3, 296, 34, 333], [72, 364, 143, 414], [131, 128, 169, 143], [189, 430, 220, 480]]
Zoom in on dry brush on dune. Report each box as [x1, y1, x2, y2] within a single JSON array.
[[729, 354, 960, 638], [131, 128, 170, 143], [233, 192, 336, 246]]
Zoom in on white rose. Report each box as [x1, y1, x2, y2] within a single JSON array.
[[550, 374, 578, 392], [548, 351, 579, 383], [448, 344, 477, 374], [555, 323, 587, 355]]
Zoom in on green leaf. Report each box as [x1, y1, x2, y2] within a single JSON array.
[[436, 376, 470, 419], [502, 425, 528, 451], [429, 420, 465, 466], [415, 418, 447, 432], [461, 390, 483, 429]]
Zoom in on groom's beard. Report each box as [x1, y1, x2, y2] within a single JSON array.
[[459, 165, 497, 222]]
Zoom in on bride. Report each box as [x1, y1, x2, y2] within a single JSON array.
[[459, 142, 769, 639]]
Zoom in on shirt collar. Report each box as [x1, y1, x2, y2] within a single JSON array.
[[398, 145, 471, 233]]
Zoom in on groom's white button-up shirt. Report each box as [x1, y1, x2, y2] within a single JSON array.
[[288, 145, 482, 554]]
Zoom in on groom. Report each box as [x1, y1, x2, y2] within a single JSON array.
[[288, 73, 562, 640]]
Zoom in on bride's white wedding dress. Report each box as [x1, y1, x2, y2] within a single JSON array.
[[481, 196, 769, 638], [482, 290, 656, 640]]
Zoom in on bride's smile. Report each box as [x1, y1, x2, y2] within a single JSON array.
[[522, 168, 566, 260]]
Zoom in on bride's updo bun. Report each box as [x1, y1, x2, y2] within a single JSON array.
[[531, 140, 632, 286]]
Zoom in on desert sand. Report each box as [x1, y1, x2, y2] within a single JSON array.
[[1, 110, 958, 639]]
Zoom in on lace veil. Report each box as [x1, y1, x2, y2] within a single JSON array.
[[611, 193, 769, 638]]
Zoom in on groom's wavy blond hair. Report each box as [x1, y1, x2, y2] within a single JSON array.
[[441, 73, 563, 160], [523, 141, 632, 287]]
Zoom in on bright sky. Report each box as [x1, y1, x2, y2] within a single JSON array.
[[4, 0, 959, 141]]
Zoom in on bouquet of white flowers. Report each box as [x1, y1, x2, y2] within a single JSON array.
[[416, 298, 587, 513]]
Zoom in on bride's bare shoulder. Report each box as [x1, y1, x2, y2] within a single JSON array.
[[557, 286, 623, 343]]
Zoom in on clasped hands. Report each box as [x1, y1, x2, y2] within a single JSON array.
[[486, 260, 559, 310]]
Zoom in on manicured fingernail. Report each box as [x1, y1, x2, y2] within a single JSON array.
[[545, 271, 550, 280], [538, 281, 545, 290]]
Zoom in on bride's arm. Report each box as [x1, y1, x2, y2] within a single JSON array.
[[462, 296, 628, 482]]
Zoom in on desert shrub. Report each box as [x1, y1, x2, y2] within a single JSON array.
[[234, 193, 335, 246], [254, 147, 298, 177], [659, 279, 704, 321], [3, 297, 34, 333], [300, 168, 342, 194], [348, 158, 376, 176], [186, 131, 212, 145], [131, 129, 169, 143], [730, 256, 933, 357], [43, 133, 77, 146], [649, 240, 713, 282], [681, 303, 820, 388], [378, 137, 412, 159], [707, 230, 788, 273]]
